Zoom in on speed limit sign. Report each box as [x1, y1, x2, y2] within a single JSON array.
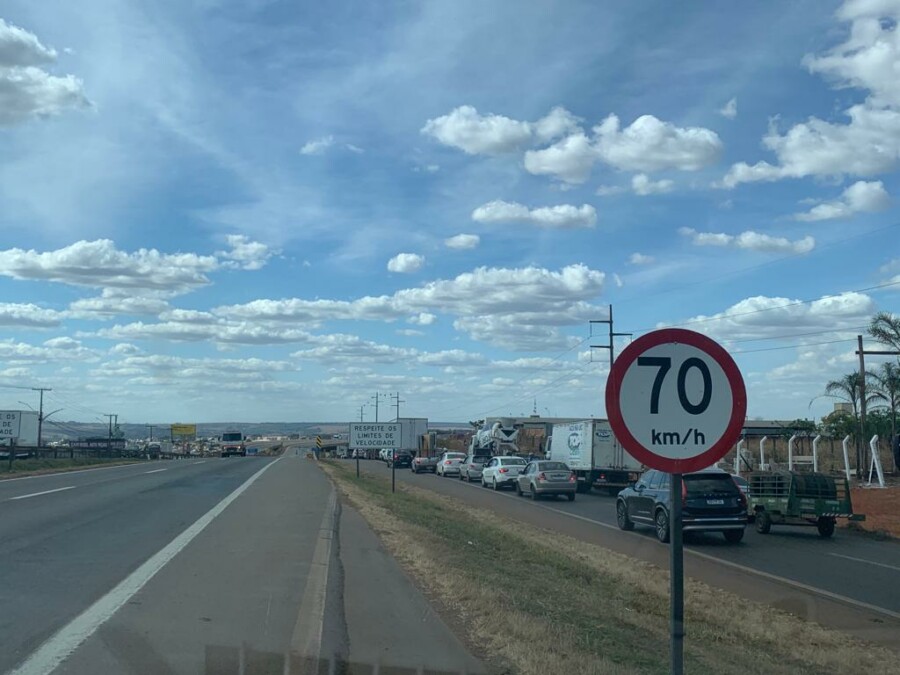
[[605, 328, 746, 474]]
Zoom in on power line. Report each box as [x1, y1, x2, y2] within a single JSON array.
[[730, 338, 857, 355], [730, 326, 870, 344]]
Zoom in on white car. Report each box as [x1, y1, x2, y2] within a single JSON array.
[[481, 456, 527, 490], [379, 448, 393, 462], [436, 451, 467, 476]]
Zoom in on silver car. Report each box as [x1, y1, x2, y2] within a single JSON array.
[[515, 461, 577, 501], [436, 451, 467, 476], [458, 454, 492, 482]]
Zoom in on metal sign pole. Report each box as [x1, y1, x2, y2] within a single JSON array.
[[670, 472, 684, 675], [392, 453, 396, 493], [356, 453, 360, 478]]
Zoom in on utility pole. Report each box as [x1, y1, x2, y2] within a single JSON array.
[[358, 405, 366, 422], [103, 414, 115, 453], [590, 305, 632, 370], [371, 392, 387, 422], [391, 392, 405, 422], [147, 424, 155, 442], [32, 387, 52, 448]]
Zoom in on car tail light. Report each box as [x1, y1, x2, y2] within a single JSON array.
[[538, 472, 547, 481], [681, 480, 687, 507], [599, 473, 606, 480], [444, 460, 451, 465], [737, 490, 747, 509], [568, 474, 576, 483], [499, 468, 509, 473]]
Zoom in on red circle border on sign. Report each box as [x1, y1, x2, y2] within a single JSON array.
[[605, 328, 747, 474]]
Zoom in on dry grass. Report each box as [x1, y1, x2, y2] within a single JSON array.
[[321, 460, 898, 675]]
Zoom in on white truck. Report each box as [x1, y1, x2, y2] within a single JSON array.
[[469, 419, 519, 456], [220, 430, 246, 457], [547, 420, 642, 494]]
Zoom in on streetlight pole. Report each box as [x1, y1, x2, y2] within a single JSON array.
[[31, 387, 52, 448]]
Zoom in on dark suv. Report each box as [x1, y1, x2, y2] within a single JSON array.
[[616, 469, 748, 544], [388, 450, 413, 469]]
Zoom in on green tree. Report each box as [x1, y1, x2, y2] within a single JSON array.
[[869, 312, 900, 352], [822, 372, 876, 477], [869, 361, 900, 471]]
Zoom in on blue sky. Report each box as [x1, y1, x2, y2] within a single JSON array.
[[0, 0, 897, 426]]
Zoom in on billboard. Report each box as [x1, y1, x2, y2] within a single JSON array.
[[171, 423, 197, 439]]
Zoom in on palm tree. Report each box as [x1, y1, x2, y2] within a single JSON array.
[[823, 372, 878, 477], [869, 312, 900, 352], [869, 362, 900, 471]]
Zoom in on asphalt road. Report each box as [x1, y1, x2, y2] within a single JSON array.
[[1, 454, 484, 674], [357, 459, 900, 648]]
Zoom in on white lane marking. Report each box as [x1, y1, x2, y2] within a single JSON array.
[[0, 462, 146, 483], [290, 488, 337, 660], [9, 457, 282, 675], [828, 552, 900, 573], [8, 486, 76, 501], [192, 461, 207, 465], [144, 469, 167, 474], [392, 467, 900, 622]]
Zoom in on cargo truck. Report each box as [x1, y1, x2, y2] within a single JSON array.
[[547, 420, 642, 494]]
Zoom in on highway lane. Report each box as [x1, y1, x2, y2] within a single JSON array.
[[2, 453, 484, 674], [357, 459, 900, 647]]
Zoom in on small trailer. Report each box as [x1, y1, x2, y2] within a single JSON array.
[[747, 470, 864, 538]]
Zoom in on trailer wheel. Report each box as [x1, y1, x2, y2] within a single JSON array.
[[816, 516, 836, 538], [756, 511, 772, 534]]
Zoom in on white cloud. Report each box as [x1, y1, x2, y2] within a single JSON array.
[[471, 200, 597, 228], [631, 173, 674, 196], [0, 337, 97, 364], [629, 253, 655, 266], [0, 302, 62, 328], [68, 290, 170, 319], [679, 227, 815, 254], [596, 185, 626, 196], [723, 4, 900, 187], [291, 334, 416, 364], [804, 1, 900, 109], [444, 233, 480, 250], [795, 180, 890, 221], [593, 114, 722, 172], [299, 135, 335, 155], [0, 240, 218, 295], [523, 132, 596, 184], [408, 312, 436, 326], [613, 273, 624, 288], [676, 291, 875, 342], [0, 18, 90, 126], [109, 343, 141, 356], [525, 114, 721, 184], [94, 321, 315, 345], [719, 97, 738, 119], [217, 234, 273, 270], [532, 106, 583, 144], [396, 328, 424, 337], [421, 105, 532, 155], [345, 143, 364, 154], [387, 253, 425, 273]]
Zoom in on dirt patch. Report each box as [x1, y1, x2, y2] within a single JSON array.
[[0, 457, 143, 479], [321, 460, 899, 675], [847, 486, 900, 537]]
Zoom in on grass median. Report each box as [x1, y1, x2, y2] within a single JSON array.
[[0, 457, 143, 478], [321, 460, 898, 675]]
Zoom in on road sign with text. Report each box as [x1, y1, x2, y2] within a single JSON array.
[[605, 328, 746, 474], [0, 411, 22, 439], [349, 423, 402, 450]]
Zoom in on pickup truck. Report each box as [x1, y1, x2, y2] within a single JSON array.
[[411, 454, 438, 473]]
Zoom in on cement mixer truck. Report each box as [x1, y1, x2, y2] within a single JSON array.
[[469, 418, 519, 456]]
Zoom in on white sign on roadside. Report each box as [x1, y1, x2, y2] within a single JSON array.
[[0, 411, 22, 439], [349, 423, 402, 449]]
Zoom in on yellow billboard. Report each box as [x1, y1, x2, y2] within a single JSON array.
[[171, 423, 197, 438]]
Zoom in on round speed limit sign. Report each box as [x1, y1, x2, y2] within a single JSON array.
[[605, 328, 746, 474]]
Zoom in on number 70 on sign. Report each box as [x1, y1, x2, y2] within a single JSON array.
[[605, 329, 746, 474]]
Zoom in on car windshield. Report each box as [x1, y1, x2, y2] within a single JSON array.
[[221, 433, 242, 442], [539, 462, 569, 471], [473, 456, 491, 463], [502, 458, 526, 466], [684, 475, 738, 495], [447, 453, 466, 460]]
